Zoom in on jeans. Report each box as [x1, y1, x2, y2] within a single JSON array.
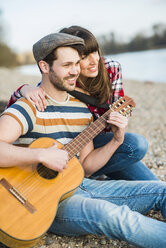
[[92, 132, 159, 180], [49, 178, 166, 248]]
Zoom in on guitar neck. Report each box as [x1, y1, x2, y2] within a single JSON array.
[[62, 95, 136, 159], [63, 109, 112, 159]]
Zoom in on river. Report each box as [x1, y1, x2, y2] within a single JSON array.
[[18, 48, 166, 83]]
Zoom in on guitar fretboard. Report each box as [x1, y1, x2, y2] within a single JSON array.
[[62, 96, 135, 159], [62, 109, 112, 159]]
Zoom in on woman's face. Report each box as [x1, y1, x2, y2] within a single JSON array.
[[80, 51, 100, 78]]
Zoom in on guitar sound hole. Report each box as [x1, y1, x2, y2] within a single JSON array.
[[37, 163, 58, 179]]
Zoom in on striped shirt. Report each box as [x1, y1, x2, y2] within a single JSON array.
[[3, 94, 93, 146]]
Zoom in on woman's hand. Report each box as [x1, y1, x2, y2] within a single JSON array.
[[20, 85, 46, 111], [107, 112, 128, 144]]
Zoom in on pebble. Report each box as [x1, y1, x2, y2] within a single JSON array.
[[45, 239, 53, 245], [100, 239, 107, 245]]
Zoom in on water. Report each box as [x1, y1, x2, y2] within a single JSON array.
[[18, 64, 40, 76], [106, 48, 166, 83], [18, 48, 166, 83]]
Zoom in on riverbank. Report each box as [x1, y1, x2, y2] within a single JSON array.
[[0, 67, 40, 102], [0, 68, 166, 248]]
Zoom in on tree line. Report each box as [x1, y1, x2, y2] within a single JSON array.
[[98, 23, 166, 55], [0, 10, 18, 67], [0, 9, 18, 67]]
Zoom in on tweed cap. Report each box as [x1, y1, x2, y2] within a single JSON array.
[[33, 33, 85, 62]]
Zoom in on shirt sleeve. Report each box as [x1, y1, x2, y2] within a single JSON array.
[[3, 98, 36, 135], [7, 84, 27, 108], [103, 57, 124, 103]]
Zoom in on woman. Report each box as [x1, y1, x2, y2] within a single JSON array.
[[7, 26, 158, 181]]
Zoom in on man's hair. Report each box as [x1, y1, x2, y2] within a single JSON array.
[[43, 44, 84, 67], [38, 44, 84, 73]]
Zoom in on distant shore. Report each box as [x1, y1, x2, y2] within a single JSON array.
[[0, 67, 166, 248]]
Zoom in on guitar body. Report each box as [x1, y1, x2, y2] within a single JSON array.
[[0, 137, 84, 248]]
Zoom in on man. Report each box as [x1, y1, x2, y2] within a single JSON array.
[[0, 33, 166, 248]]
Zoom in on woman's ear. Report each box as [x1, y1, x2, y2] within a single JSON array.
[[38, 60, 50, 73]]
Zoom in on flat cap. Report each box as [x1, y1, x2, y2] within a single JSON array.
[[33, 33, 85, 62]]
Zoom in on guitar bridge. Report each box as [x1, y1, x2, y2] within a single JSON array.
[[0, 178, 36, 214]]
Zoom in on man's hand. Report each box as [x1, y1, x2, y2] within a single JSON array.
[[107, 112, 128, 144], [37, 143, 69, 172]]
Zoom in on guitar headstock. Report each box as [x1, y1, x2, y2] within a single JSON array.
[[110, 96, 136, 117]]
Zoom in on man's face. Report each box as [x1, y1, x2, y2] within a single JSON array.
[[48, 47, 81, 92]]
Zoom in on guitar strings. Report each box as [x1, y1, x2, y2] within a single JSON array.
[[17, 125, 101, 196], [19, 122, 125, 196], [17, 128, 111, 196], [16, 165, 60, 196]]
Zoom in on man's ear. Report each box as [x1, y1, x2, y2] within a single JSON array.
[[38, 60, 50, 73]]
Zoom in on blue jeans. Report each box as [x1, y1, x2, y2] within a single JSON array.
[[49, 178, 166, 248], [92, 132, 158, 180]]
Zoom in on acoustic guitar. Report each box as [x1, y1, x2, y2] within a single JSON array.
[[0, 96, 135, 248]]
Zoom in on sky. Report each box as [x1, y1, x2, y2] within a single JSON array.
[[0, 0, 166, 53]]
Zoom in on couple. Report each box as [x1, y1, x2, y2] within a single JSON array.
[[0, 26, 166, 247]]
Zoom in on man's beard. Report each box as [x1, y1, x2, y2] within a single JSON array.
[[49, 68, 78, 92]]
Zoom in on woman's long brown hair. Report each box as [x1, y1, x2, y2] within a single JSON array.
[[60, 26, 111, 104]]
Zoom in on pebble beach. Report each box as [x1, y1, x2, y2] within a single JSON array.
[[0, 67, 166, 248]]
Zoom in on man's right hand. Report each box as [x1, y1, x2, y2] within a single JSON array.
[[37, 143, 69, 172]]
